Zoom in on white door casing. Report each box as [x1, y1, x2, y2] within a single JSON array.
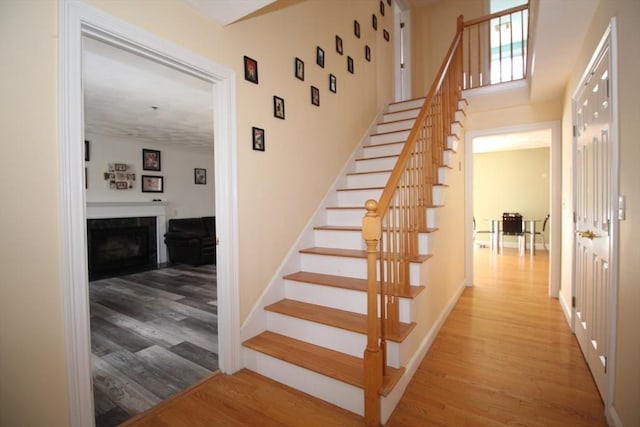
[[572, 19, 619, 407], [58, 1, 240, 426]]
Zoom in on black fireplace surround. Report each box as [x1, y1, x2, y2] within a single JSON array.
[[87, 216, 157, 280]]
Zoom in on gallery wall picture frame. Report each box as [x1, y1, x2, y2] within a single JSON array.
[[354, 20, 360, 38], [329, 74, 337, 93], [311, 86, 320, 106], [365, 45, 371, 62], [372, 14, 377, 30], [142, 148, 161, 171], [194, 168, 206, 185], [316, 46, 325, 68], [335, 35, 343, 55], [273, 96, 285, 120], [295, 57, 305, 81], [384, 29, 390, 42], [347, 56, 354, 74], [252, 126, 265, 151], [244, 55, 259, 84], [387, 0, 391, 5], [380, 1, 385, 16], [141, 175, 164, 193]]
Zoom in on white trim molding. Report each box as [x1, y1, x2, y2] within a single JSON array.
[[58, 2, 240, 426]]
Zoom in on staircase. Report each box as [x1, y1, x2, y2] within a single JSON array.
[[242, 95, 467, 422]]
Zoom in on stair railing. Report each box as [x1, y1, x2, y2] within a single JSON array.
[[462, 3, 529, 89], [361, 16, 464, 426]]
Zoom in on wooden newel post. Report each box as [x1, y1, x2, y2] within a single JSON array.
[[362, 199, 382, 426]]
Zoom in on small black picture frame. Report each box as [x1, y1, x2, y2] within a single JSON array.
[[329, 74, 337, 93], [335, 35, 343, 55], [365, 45, 371, 62], [384, 29, 390, 42], [84, 140, 90, 162], [311, 86, 320, 106], [347, 56, 354, 74], [142, 149, 161, 171], [387, 0, 391, 5], [380, 1, 385, 16], [252, 127, 265, 151], [316, 46, 325, 68], [354, 20, 360, 38], [244, 55, 258, 84], [274, 96, 285, 120], [141, 175, 163, 193], [295, 57, 305, 81], [194, 168, 206, 185], [372, 14, 377, 30]]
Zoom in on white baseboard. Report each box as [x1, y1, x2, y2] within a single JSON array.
[[558, 291, 573, 330], [607, 404, 623, 427]]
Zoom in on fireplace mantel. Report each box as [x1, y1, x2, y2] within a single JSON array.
[[86, 202, 168, 264]]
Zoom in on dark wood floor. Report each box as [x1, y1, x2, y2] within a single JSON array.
[[90, 264, 217, 427], [124, 248, 607, 426]]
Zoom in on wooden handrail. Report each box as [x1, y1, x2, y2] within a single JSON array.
[[361, 15, 464, 427], [463, 3, 528, 28]]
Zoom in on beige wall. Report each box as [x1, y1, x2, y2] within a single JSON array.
[[410, 0, 484, 97], [474, 147, 550, 244], [0, 0, 394, 425], [560, 1, 640, 425], [0, 2, 70, 426]]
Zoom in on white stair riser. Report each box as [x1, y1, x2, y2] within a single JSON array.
[[347, 171, 391, 188], [451, 122, 463, 138], [301, 253, 421, 286], [433, 186, 444, 205], [326, 209, 365, 225], [455, 110, 465, 123], [337, 188, 383, 206], [301, 253, 366, 279], [315, 229, 430, 254], [375, 119, 415, 134], [314, 229, 365, 251], [438, 166, 449, 185], [388, 98, 424, 112], [447, 135, 459, 152], [442, 150, 452, 166], [427, 207, 437, 229], [354, 156, 398, 173], [370, 130, 409, 145], [284, 281, 414, 322], [383, 108, 420, 122], [362, 142, 404, 158], [242, 348, 364, 416], [266, 312, 404, 368], [458, 99, 468, 112]]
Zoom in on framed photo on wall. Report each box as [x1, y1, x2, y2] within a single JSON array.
[[274, 96, 285, 119], [316, 46, 325, 68], [244, 55, 258, 84], [252, 126, 265, 151], [329, 74, 337, 93], [194, 168, 206, 185], [142, 149, 161, 171], [311, 86, 320, 106], [295, 57, 305, 81], [141, 175, 163, 193]]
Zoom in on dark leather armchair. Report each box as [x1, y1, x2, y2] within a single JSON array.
[[164, 216, 216, 266]]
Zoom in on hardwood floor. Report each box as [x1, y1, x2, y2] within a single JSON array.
[[90, 264, 218, 427], [123, 248, 606, 426]]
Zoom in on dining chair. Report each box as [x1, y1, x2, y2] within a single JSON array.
[[532, 214, 550, 251], [501, 212, 526, 255]]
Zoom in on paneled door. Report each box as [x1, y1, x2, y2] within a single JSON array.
[[573, 35, 613, 403]]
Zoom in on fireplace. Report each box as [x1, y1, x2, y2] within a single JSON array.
[[87, 216, 157, 280]]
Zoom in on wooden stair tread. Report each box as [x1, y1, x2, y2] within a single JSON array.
[[265, 299, 416, 343], [314, 224, 438, 234], [355, 154, 399, 161], [336, 186, 384, 192], [243, 331, 404, 395], [300, 246, 433, 264], [283, 271, 424, 299], [346, 169, 392, 176]]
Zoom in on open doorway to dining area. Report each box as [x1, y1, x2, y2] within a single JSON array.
[[472, 129, 550, 256]]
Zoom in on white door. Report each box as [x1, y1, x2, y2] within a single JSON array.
[[573, 36, 612, 403]]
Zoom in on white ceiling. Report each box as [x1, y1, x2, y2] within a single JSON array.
[[82, 0, 598, 152]]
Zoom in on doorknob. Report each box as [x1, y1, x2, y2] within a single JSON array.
[[576, 229, 599, 239]]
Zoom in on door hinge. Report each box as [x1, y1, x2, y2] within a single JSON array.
[[573, 125, 577, 137], [572, 296, 576, 308], [573, 211, 577, 224], [400, 22, 405, 29]]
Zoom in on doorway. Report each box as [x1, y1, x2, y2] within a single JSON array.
[[59, 2, 239, 426], [464, 122, 561, 296]]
